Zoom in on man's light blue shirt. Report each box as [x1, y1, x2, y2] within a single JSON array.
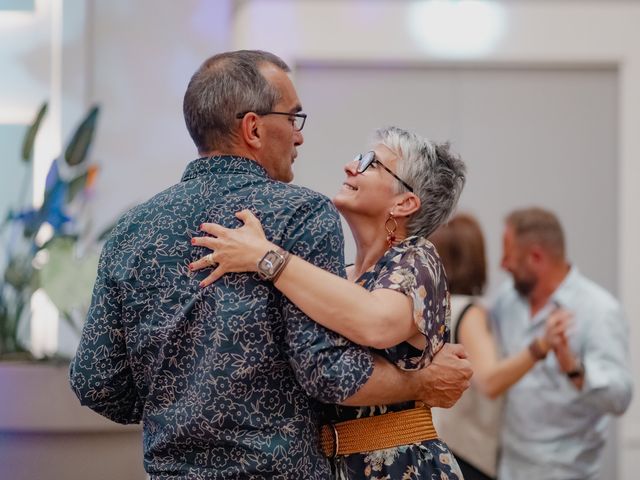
[[491, 266, 632, 480]]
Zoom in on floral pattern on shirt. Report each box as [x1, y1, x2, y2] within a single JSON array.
[[323, 236, 462, 480], [69, 155, 374, 479]]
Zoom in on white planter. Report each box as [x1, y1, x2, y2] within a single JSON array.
[[0, 362, 146, 480]]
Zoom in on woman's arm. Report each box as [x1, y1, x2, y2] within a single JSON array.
[[458, 305, 535, 398], [459, 305, 569, 399], [191, 210, 417, 349], [271, 255, 418, 349]]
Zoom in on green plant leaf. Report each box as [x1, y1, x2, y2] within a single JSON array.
[[4, 257, 34, 291], [39, 237, 99, 314], [64, 105, 100, 167], [21, 102, 48, 163], [60, 310, 83, 336], [66, 171, 89, 203], [0, 211, 11, 234]]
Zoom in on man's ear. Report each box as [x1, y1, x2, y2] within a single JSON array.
[[393, 193, 421, 218], [528, 244, 546, 268], [239, 113, 262, 149]]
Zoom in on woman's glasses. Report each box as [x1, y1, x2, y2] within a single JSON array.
[[355, 151, 414, 192]]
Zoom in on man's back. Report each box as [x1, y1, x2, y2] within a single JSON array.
[[70, 156, 373, 479], [491, 268, 632, 479]]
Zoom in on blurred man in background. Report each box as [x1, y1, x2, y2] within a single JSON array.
[[492, 207, 633, 480]]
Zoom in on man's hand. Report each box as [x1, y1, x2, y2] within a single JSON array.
[[544, 308, 573, 350], [544, 308, 584, 388], [415, 343, 473, 408]]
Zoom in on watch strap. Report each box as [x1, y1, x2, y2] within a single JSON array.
[[271, 249, 292, 283], [566, 362, 584, 379]]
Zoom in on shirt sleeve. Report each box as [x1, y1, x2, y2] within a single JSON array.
[[279, 197, 375, 404], [579, 301, 633, 415], [69, 221, 143, 424], [372, 242, 450, 370]]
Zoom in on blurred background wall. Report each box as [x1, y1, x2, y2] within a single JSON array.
[[1, 1, 638, 479]]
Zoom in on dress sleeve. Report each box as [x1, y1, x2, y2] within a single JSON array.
[[372, 242, 450, 370]]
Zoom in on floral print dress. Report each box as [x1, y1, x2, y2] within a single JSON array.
[[321, 236, 464, 480]]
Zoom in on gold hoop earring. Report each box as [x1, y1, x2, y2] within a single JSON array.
[[385, 212, 398, 248]]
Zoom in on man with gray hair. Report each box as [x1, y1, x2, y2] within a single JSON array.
[[70, 50, 472, 479], [492, 206, 632, 480]]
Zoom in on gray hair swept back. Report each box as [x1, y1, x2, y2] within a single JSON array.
[[374, 126, 466, 238], [183, 50, 290, 153]]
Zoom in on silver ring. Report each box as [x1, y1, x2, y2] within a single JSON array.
[[205, 253, 215, 266]]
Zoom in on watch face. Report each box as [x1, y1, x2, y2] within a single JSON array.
[[258, 251, 284, 278], [263, 258, 275, 273]]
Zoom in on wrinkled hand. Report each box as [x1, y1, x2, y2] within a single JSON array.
[[416, 343, 473, 408], [190, 209, 274, 287]]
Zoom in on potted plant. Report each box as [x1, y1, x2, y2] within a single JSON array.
[[0, 103, 145, 480], [0, 102, 104, 360]]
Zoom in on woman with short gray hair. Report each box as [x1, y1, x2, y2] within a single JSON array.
[[191, 126, 466, 479]]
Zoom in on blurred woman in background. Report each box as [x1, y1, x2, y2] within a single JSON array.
[[429, 213, 564, 480]]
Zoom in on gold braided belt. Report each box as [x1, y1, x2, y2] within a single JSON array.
[[319, 405, 438, 458]]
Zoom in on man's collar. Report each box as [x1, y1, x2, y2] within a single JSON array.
[[181, 155, 269, 182], [550, 265, 579, 306]]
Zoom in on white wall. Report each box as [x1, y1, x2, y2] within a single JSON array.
[[89, 0, 233, 233], [0, 0, 50, 221], [294, 65, 619, 295], [0, 0, 48, 125]]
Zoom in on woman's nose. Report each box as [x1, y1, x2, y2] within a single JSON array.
[[344, 159, 359, 176]]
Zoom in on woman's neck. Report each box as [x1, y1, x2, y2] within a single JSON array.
[[346, 214, 407, 280]]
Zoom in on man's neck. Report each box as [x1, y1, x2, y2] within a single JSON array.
[[198, 149, 255, 160], [528, 262, 571, 316], [200, 145, 255, 160]]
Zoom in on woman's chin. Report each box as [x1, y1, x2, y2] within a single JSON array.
[[333, 199, 361, 222], [332, 193, 351, 211]]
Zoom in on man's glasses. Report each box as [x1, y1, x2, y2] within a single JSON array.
[[355, 151, 414, 193], [236, 111, 307, 131]]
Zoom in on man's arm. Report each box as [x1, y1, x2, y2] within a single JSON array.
[[342, 344, 472, 407], [280, 199, 374, 403], [69, 226, 143, 424], [561, 303, 632, 414]]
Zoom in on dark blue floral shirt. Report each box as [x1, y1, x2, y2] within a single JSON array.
[[70, 156, 374, 479]]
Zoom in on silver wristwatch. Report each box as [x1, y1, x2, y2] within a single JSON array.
[[257, 247, 290, 281]]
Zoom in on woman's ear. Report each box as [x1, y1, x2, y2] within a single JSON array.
[[393, 193, 421, 218], [239, 113, 262, 149]]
